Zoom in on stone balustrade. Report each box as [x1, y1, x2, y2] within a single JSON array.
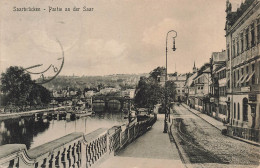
[[0, 116, 156, 168]]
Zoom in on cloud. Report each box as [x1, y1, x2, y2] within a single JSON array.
[[82, 39, 127, 63], [63, 38, 128, 74], [142, 18, 179, 47]]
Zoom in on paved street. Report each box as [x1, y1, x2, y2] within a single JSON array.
[[171, 105, 260, 168], [98, 114, 184, 168]]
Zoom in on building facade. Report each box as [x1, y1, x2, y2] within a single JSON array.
[[168, 73, 187, 102], [225, 0, 260, 142], [193, 64, 211, 113], [209, 51, 227, 120]]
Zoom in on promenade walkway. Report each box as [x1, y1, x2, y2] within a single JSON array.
[[0, 106, 68, 120], [98, 114, 184, 168]]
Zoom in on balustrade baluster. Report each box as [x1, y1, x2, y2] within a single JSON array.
[[55, 151, 62, 168], [88, 143, 94, 167], [86, 144, 91, 167], [75, 142, 81, 168], [61, 148, 67, 168], [39, 158, 46, 168], [104, 135, 107, 153], [48, 154, 55, 168], [67, 146, 72, 168], [92, 141, 97, 162], [71, 144, 76, 166]]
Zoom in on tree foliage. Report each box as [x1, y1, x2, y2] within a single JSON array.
[[1, 66, 51, 111], [134, 67, 176, 111], [149, 66, 166, 81]]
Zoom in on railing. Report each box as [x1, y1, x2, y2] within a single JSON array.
[[226, 125, 260, 143], [0, 116, 156, 168]]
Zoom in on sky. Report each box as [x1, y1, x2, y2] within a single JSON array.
[[0, 0, 242, 77]]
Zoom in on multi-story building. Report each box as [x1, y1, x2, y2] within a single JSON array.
[[193, 63, 211, 113], [185, 62, 198, 108], [225, 0, 260, 142], [211, 63, 228, 121], [168, 73, 187, 102], [209, 51, 227, 120]]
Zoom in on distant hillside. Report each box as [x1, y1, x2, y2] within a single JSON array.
[[42, 73, 148, 91]]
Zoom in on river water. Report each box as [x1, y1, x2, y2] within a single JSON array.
[[0, 112, 127, 149]]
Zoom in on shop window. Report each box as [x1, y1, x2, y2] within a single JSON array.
[[243, 98, 248, 121], [234, 103, 236, 119], [237, 103, 240, 120]]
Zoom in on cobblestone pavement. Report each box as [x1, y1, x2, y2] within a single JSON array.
[[171, 105, 260, 168]]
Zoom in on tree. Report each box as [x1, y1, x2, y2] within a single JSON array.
[[134, 66, 177, 112], [1, 66, 51, 111], [149, 67, 166, 81], [1, 66, 33, 109]]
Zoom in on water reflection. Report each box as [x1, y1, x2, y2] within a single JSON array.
[[0, 112, 126, 149]]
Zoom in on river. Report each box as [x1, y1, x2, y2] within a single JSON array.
[[0, 112, 127, 149]]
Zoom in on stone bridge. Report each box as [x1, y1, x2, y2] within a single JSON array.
[[92, 96, 133, 112], [0, 116, 156, 168]]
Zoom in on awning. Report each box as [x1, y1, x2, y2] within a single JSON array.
[[225, 79, 230, 85], [240, 74, 249, 83], [246, 71, 255, 82], [236, 75, 244, 86]]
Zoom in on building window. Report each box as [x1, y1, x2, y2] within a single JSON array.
[[251, 23, 255, 47], [252, 63, 255, 84], [237, 38, 239, 55], [243, 98, 248, 121], [234, 103, 236, 119], [227, 44, 230, 60], [245, 28, 249, 50], [233, 71, 236, 87], [237, 103, 240, 120], [257, 19, 260, 43], [240, 33, 244, 52], [232, 39, 236, 57], [237, 70, 240, 83]]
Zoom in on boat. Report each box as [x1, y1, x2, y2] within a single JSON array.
[[75, 109, 92, 118]]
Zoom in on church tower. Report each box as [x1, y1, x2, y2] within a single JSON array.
[[193, 61, 197, 73]]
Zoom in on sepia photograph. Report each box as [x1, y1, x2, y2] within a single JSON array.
[[0, 0, 259, 167]]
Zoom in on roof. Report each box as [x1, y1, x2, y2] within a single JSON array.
[[185, 72, 197, 87]]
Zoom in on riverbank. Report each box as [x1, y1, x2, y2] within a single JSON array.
[[0, 106, 70, 121]]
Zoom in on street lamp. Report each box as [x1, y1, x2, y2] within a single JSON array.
[[163, 30, 177, 133]]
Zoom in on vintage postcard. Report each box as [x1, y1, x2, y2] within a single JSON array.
[[0, 0, 259, 168]]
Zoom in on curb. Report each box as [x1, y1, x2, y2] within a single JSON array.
[[168, 121, 190, 168], [182, 104, 260, 147]]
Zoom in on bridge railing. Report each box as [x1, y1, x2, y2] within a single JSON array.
[[0, 116, 156, 168]]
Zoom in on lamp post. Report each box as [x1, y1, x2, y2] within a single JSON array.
[[163, 30, 177, 133]]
